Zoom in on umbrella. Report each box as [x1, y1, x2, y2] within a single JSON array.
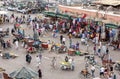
[[9, 67, 38, 79]]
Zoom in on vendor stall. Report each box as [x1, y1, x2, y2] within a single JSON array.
[[68, 48, 76, 56], [41, 43, 48, 49]]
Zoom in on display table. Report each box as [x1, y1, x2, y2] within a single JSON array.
[[68, 48, 75, 56]]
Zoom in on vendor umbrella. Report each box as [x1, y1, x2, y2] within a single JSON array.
[[9, 67, 38, 79]]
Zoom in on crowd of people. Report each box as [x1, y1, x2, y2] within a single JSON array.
[[0, 12, 120, 79]]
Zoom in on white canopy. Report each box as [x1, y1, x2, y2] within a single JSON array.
[[0, 11, 8, 15]]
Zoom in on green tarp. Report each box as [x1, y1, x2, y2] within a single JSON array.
[[56, 13, 71, 19], [43, 11, 71, 19], [43, 11, 56, 17], [105, 23, 119, 29]]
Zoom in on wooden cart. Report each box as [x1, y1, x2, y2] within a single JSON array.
[[41, 43, 48, 49], [68, 48, 76, 56]]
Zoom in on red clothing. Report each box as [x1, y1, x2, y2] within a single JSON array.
[[28, 47, 33, 51]]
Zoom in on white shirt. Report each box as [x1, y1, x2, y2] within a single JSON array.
[[95, 37, 98, 44], [102, 45, 106, 53], [69, 58, 72, 64], [49, 24, 53, 29], [99, 42, 102, 47], [108, 77, 112, 79], [62, 38, 66, 42], [36, 23, 39, 29], [15, 41, 19, 47], [0, 28, 3, 31], [91, 66, 95, 71], [100, 67, 105, 72]]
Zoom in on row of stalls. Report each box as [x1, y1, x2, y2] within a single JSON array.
[[43, 11, 71, 20], [43, 11, 120, 50]]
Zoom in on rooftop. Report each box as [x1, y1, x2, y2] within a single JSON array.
[[94, 0, 120, 6]]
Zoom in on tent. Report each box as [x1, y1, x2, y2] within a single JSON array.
[[105, 23, 119, 29], [56, 13, 71, 19], [102, 20, 119, 29], [0, 11, 7, 15], [43, 11, 71, 19], [9, 67, 38, 79], [43, 11, 56, 17]]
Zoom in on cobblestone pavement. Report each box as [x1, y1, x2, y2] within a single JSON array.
[[0, 11, 120, 79]]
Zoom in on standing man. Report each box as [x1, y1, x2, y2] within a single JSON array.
[[36, 55, 41, 67], [15, 39, 19, 50], [98, 45, 101, 57], [93, 44, 96, 55], [100, 66, 105, 78], [91, 65, 95, 78], [38, 68, 42, 79], [51, 57, 56, 68], [71, 58, 75, 71], [60, 35, 63, 44], [38, 53, 42, 63], [62, 37, 66, 45], [26, 53, 32, 64]]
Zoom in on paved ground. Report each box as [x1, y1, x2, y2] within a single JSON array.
[[0, 11, 120, 79]]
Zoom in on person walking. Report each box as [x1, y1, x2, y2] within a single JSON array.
[[93, 44, 96, 55], [98, 45, 101, 57], [60, 35, 63, 44], [15, 40, 19, 50], [71, 58, 75, 71], [51, 57, 56, 68], [38, 28, 41, 36], [106, 47, 109, 54], [36, 55, 41, 67], [65, 56, 68, 62], [26, 53, 32, 64], [91, 65, 95, 78], [69, 38, 72, 48], [38, 68, 42, 79], [100, 66, 105, 78], [38, 53, 42, 63], [62, 37, 66, 45]]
